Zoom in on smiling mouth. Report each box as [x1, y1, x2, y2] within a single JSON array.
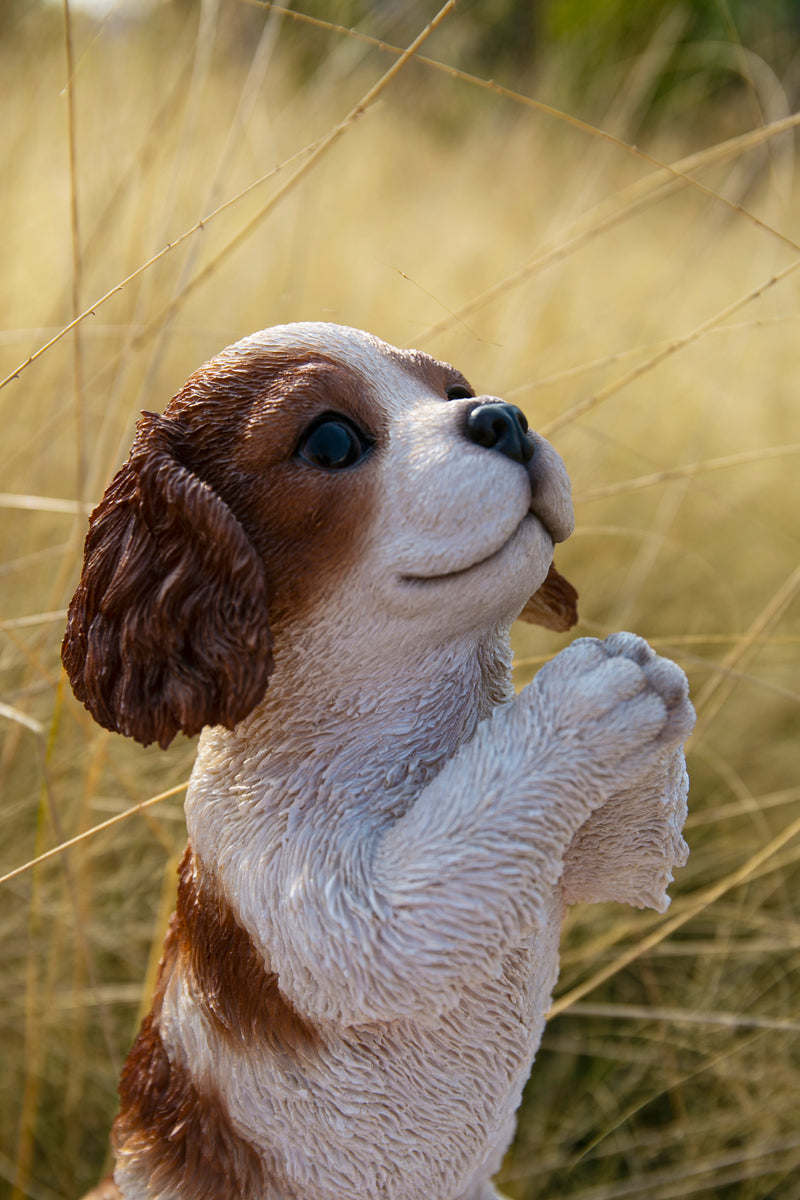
[[399, 513, 541, 585]]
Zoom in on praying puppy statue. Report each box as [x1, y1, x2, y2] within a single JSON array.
[[64, 324, 694, 1200]]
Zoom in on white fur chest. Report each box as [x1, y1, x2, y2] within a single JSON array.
[[166, 660, 563, 1200], [158, 906, 563, 1200]]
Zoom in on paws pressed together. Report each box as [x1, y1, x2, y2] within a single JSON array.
[[64, 324, 695, 1200]]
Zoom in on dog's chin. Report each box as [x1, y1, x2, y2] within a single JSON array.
[[397, 513, 553, 596]]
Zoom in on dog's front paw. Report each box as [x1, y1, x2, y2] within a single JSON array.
[[601, 631, 694, 749], [525, 632, 695, 784]]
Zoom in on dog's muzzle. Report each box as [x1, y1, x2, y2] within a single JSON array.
[[463, 401, 573, 545]]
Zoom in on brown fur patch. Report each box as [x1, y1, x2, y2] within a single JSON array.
[[62, 348, 381, 746], [175, 845, 319, 1052], [177, 350, 384, 632], [113, 1010, 270, 1200], [518, 561, 579, 631], [113, 845, 310, 1199]]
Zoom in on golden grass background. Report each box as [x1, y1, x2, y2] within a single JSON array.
[[1, 2, 799, 1197]]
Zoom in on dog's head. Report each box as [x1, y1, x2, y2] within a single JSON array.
[[62, 324, 577, 748]]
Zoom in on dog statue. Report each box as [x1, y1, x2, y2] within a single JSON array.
[[65, 324, 694, 1200]]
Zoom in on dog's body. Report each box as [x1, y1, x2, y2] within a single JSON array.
[[65, 325, 693, 1200]]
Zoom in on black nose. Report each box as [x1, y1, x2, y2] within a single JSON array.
[[465, 402, 533, 465]]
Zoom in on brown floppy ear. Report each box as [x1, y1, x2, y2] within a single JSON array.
[[62, 412, 273, 749], [518, 561, 579, 632]]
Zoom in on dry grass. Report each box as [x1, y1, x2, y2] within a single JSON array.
[[1, 4, 799, 1198]]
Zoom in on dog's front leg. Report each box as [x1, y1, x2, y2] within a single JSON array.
[[257, 634, 692, 1028], [367, 633, 694, 1019]]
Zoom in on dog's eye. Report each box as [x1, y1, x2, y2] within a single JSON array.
[[296, 416, 372, 470], [446, 384, 474, 401]]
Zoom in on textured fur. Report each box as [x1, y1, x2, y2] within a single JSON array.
[[65, 324, 694, 1200]]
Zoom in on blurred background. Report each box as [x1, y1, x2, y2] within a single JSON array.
[[1, 1, 799, 1197]]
